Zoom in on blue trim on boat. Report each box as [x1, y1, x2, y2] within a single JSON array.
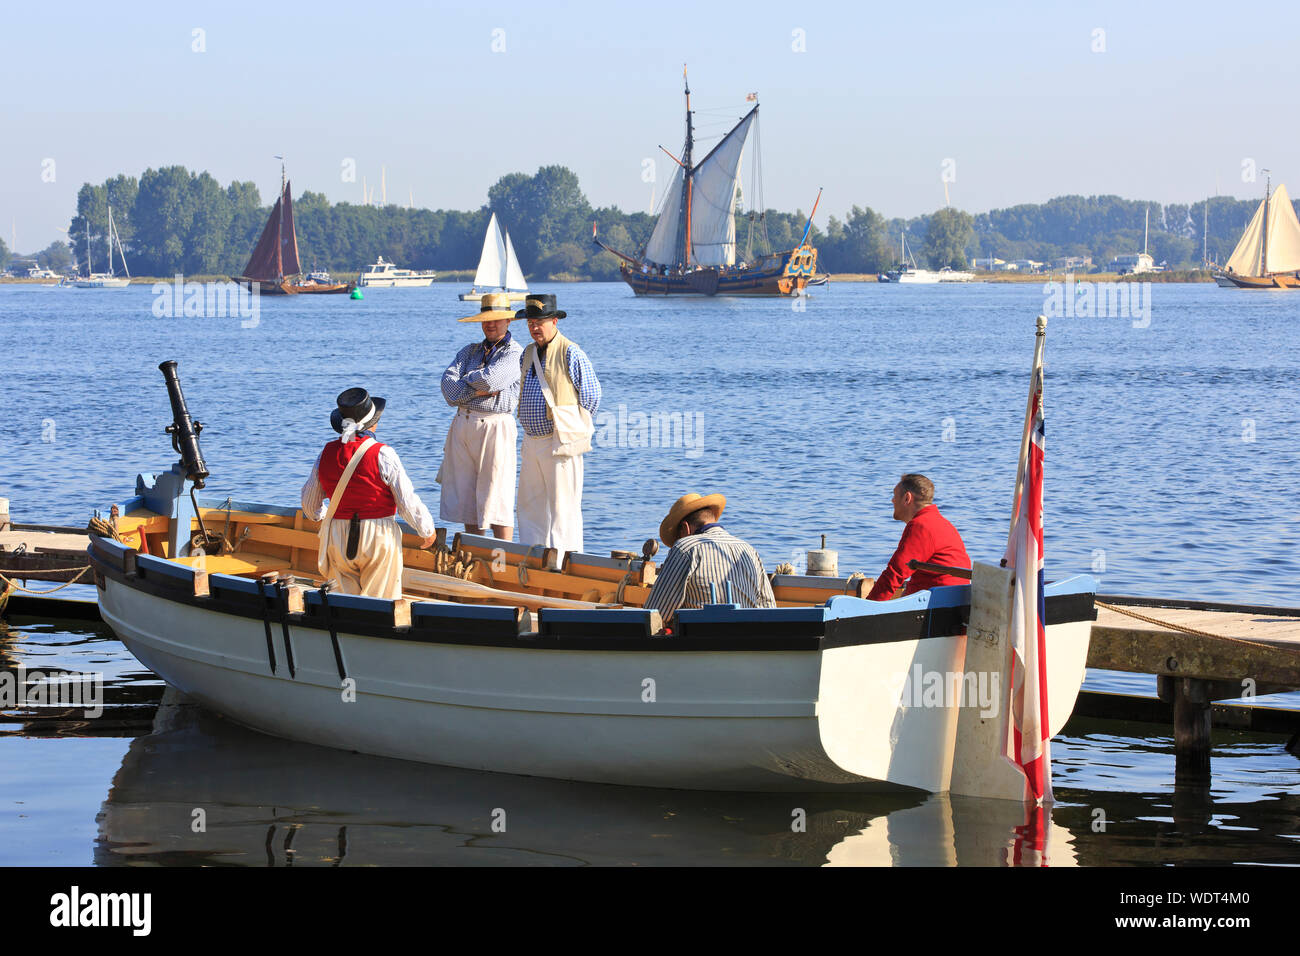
[[303, 589, 391, 613], [206, 572, 263, 596], [675, 605, 827, 625], [1045, 574, 1098, 597], [413, 603, 522, 624], [136, 553, 194, 583]]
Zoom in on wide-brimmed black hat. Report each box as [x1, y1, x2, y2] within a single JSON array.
[[514, 293, 566, 321], [330, 387, 387, 434]]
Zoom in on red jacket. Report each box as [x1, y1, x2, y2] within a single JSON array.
[[317, 437, 397, 519], [867, 505, 971, 601]]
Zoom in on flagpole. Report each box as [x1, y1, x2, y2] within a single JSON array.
[[1006, 315, 1048, 556]]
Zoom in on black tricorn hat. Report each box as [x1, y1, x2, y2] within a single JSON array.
[[330, 387, 387, 434], [514, 293, 566, 321]]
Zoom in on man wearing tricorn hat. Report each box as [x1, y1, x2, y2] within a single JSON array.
[[438, 293, 525, 540], [515, 293, 601, 557], [301, 388, 437, 600], [645, 492, 776, 624]]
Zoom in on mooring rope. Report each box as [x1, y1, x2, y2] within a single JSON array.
[[1095, 598, 1289, 651], [0, 566, 91, 596]]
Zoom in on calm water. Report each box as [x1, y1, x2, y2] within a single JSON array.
[[1, 280, 1297, 865]]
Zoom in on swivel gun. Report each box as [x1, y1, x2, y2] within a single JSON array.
[[158, 360, 210, 489]]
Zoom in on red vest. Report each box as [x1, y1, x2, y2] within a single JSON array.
[[317, 438, 397, 519]]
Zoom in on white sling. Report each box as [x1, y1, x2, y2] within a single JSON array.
[[531, 350, 593, 458]]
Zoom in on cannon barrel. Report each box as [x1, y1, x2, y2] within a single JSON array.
[[158, 360, 209, 489]]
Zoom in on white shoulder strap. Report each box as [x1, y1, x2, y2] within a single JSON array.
[[531, 349, 558, 411], [317, 437, 377, 575]]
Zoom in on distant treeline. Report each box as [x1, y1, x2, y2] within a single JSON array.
[[25, 164, 1281, 279]]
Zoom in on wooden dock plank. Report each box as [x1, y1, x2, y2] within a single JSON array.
[[1091, 602, 1300, 689]]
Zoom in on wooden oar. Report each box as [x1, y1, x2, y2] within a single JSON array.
[[402, 568, 617, 612]]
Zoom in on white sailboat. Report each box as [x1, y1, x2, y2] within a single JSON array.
[[1214, 178, 1300, 289], [882, 231, 973, 283], [459, 213, 528, 302], [74, 205, 131, 289]]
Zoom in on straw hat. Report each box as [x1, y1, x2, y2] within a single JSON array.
[[659, 493, 727, 548], [459, 292, 519, 323]]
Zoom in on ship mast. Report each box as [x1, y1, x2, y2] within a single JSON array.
[[678, 67, 694, 267], [1262, 171, 1271, 275], [275, 156, 286, 282]]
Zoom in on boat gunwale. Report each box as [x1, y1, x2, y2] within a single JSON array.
[[88, 534, 1097, 654]]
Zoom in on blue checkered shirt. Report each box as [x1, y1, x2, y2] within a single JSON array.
[[441, 332, 524, 415], [519, 340, 601, 437]]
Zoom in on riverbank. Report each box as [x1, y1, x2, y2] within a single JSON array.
[[825, 270, 1217, 284]]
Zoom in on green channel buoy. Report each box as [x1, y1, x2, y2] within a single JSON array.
[[350, 288, 363, 300]]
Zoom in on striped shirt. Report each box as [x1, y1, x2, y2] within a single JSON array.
[[644, 525, 777, 623], [441, 332, 524, 415], [519, 340, 601, 437]]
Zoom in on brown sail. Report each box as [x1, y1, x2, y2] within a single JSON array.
[[239, 170, 353, 294], [279, 184, 301, 278], [242, 188, 286, 281]]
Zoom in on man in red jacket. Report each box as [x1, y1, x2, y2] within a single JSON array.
[[867, 473, 971, 601]]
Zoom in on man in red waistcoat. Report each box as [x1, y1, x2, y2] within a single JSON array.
[[867, 473, 971, 601], [301, 388, 437, 599]]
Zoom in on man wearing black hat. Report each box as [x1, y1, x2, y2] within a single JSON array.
[[515, 293, 601, 558], [301, 388, 438, 599]]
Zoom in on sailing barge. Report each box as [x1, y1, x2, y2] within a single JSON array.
[[84, 361, 1096, 795], [594, 73, 823, 296], [237, 165, 354, 295], [1215, 177, 1300, 289]]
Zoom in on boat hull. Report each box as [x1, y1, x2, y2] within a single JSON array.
[[458, 289, 528, 302], [74, 277, 130, 289], [620, 247, 818, 297], [237, 278, 356, 295], [90, 534, 1096, 794], [357, 275, 435, 288], [1214, 272, 1300, 289]]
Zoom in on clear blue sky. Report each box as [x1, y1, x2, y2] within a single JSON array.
[[4, 0, 1298, 251]]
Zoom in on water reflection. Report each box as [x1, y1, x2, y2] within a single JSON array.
[[95, 691, 1081, 867]]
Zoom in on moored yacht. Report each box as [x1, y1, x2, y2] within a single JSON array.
[[357, 256, 436, 287]]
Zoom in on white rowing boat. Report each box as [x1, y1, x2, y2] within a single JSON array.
[[87, 357, 1093, 797]]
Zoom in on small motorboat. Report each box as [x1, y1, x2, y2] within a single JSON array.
[[86, 361, 1095, 796]]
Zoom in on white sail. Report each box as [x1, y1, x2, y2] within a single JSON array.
[[1226, 197, 1267, 275], [689, 109, 757, 267], [643, 163, 685, 265], [1225, 184, 1300, 276], [502, 229, 527, 291], [1265, 183, 1300, 273], [473, 213, 506, 288]]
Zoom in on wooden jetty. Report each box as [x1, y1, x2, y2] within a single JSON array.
[[0, 498, 92, 584], [1089, 594, 1300, 769]]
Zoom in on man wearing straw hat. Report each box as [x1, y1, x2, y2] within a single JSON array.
[[516, 293, 601, 558], [438, 292, 525, 540], [645, 493, 776, 624], [301, 388, 438, 600]]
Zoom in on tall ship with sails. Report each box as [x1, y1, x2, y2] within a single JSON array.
[[238, 165, 354, 295], [594, 71, 822, 296], [1215, 177, 1300, 289]]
